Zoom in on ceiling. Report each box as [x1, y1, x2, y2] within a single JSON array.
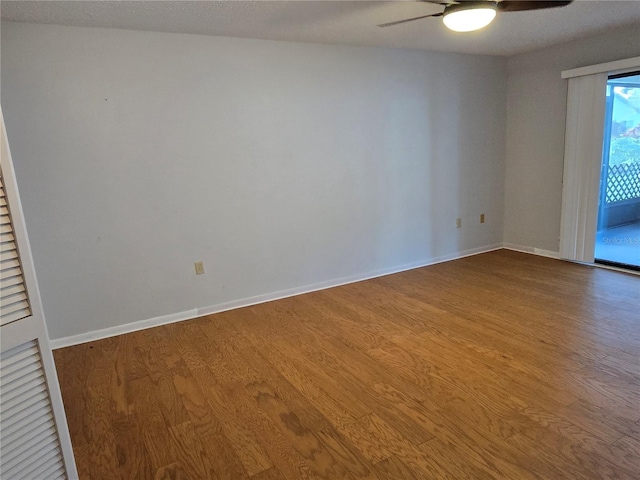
[[2, 0, 640, 56]]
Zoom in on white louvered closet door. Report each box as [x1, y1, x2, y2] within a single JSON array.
[[0, 107, 78, 479]]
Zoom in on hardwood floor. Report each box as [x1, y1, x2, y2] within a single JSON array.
[[53, 250, 640, 479]]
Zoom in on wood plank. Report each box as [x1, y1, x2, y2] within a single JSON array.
[[245, 380, 377, 479], [167, 421, 218, 479], [169, 325, 274, 477], [112, 414, 152, 480], [82, 386, 122, 479], [373, 456, 419, 480], [221, 381, 316, 480]]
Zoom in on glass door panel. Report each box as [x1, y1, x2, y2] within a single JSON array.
[[595, 73, 640, 270]]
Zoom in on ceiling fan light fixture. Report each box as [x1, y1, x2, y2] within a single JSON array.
[[443, 2, 497, 32]]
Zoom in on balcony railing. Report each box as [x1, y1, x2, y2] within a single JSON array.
[[605, 162, 640, 204]]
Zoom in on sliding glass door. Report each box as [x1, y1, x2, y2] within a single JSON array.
[[595, 72, 640, 270]]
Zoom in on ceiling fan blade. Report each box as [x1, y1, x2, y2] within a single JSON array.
[[378, 13, 443, 28], [498, 1, 573, 12]]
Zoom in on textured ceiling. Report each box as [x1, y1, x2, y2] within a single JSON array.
[[2, 1, 640, 56]]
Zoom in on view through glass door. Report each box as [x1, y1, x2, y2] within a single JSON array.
[[595, 72, 640, 271]]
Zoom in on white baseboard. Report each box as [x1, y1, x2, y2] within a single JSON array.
[[50, 243, 503, 349], [502, 243, 560, 259], [49, 309, 199, 350], [197, 243, 504, 318]]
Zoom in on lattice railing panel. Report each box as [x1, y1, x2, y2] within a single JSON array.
[[605, 163, 640, 203]]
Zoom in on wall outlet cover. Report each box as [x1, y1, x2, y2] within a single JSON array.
[[194, 261, 205, 275]]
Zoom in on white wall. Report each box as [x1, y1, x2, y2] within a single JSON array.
[[1, 21, 506, 340], [504, 23, 640, 253]]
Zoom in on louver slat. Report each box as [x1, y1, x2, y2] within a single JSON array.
[[0, 403, 50, 446], [0, 239, 17, 253], [0, 249, 18, 261], [0, 259, 20, 271], [0, 269, 23, 289], [0, 282, 25, 299], [24, 453, 65, 480], [0, 340, 66, 479]]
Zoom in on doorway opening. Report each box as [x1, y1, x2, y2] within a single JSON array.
[[595, 72, 640, 271]]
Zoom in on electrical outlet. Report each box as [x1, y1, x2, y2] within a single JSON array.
[[456, 218, 462, 229], [194, 261, 205, 275], [480, 213, 485, 224]]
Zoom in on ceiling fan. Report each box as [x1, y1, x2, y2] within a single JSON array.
[[378, 1, 574, 32]]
